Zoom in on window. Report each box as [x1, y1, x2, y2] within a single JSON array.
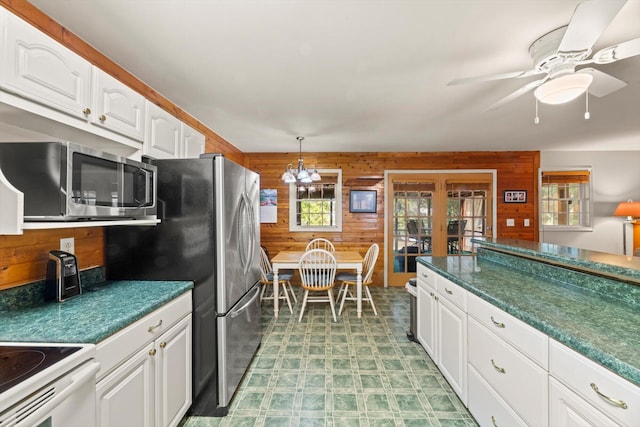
[[289, 169, 342, 232], [540, 169, 592, 230]]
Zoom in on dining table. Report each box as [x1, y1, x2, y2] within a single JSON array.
[[270, 250, 364, 318]]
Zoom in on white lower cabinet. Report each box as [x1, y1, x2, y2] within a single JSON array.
[[468, 316, 548, 427], [96, 292, 192, 427], [549, 339, 640, 427], [549, 377, 620, 427], [416, 264, 467, 404], [468, 364, 527, 427]]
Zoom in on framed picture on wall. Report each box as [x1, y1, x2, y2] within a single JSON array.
[[350, 190, 377, 213], [503, 190, 527, 203]]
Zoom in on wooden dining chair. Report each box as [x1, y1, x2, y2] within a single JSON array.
[[336, 243, 379, 316], [259, 247, 294, 313], [305, 237, 335, 252], [298, 249, 338, 322]]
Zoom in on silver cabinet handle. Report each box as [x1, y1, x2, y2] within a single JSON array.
[[590, 383, 628, 409], [147, 319, 163, 332], [491, 359, 506, 374], [444, 288, 453, 295], [491, 316, 505, 328]]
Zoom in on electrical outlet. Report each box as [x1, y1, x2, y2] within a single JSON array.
[[506, 219, 515, 227], [60, 238, 75, 254], [524, 218, 530, 227]]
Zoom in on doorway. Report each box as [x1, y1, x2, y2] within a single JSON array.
[[385, 171, 494, 286]]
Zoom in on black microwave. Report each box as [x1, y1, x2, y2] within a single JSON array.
[[0, 141, 157, 221]]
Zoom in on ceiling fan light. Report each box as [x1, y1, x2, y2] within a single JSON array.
[[534, 73, 593, 105]]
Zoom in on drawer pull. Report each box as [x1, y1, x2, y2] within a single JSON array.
[[148, 319, 163, 332], [430, 292, 434, 297], [444, 288, 453, 295], [99, 114, 107, 122], [590, 383, 628, 409], [160, 342, 167, 348], [491, 359, 506, 374], [490, 316, 505, 328], [82, 107, 91, 115], [491, 416, 499, 427], [149, 348, 157, 356], [421, 272, 429, 279]]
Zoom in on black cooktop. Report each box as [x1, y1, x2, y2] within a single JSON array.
[[0, 345, 81, 394]]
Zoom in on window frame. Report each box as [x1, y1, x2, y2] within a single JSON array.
[[539, 167, 594, 232], [289, 168, 342, 232]]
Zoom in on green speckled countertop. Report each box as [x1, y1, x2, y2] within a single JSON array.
[[0, 280, 193, 344], [417, 241, 640, 388]]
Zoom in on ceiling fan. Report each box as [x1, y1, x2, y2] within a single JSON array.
[[448, 0, 640, 110]]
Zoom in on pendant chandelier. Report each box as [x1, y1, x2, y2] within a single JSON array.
[[281, 136, 321, 184]]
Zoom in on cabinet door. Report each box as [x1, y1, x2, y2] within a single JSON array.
[[96, 342, 155, 427], [143, 101, 181, 159], [416, 281, 437, 361], [181, 123, 205, 158], [549, 377, 619, 427], [437, 296, 467, 404], [1, 10, 92, 119], [92, 69, 145, 141], [156, 316, 192, 427]]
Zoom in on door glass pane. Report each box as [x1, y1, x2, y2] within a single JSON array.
[[446, 183, 490, 254], [392, 182, 435, 273]]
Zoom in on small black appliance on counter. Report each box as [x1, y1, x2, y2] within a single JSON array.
[[46, 250, 82, 302]]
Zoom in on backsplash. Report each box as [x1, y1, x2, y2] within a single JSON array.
[[0, 267, 106, 311]]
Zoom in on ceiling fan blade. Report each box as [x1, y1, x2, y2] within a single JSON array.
[[578, 68, 627, 97], [447, 69, 541, 86], [557, 0, 627, 55], [592, 37, 640, 64], [487, 78, 547, 111]]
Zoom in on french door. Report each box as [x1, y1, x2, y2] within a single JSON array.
[[387, 172, 493, 286]]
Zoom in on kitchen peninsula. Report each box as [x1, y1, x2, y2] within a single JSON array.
[[416, 239, 640, 427]]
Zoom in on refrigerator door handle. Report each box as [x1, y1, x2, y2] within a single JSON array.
[[229, 285, 261, 318], [239, 192, 256, 275]]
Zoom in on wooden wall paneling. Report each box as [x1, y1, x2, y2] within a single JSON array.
[[247, 151, 540, 287], [0, 227, 104, 289]]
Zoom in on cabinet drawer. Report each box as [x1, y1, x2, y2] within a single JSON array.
[[549, 339, 640, 427], [468, 317, 548, 427], [96, 291, 192, 380], [437, 276, 466, 311], [549, 376, 620, 427], [468, 365, 527, 427], [468, 291, 548, 368], [416, 263, 436, 288]]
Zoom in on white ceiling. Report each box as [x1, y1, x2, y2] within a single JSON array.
[[28, 0, 640, 153]]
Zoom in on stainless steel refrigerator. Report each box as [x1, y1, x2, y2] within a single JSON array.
[[106, 154, 261, 416]]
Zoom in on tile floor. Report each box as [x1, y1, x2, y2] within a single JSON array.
[[180, 287, 478, 427]]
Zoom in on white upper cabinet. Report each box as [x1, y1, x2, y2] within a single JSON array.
[[91, 69, 145, 141], [180, 123, 205, 158], [0, 9, 92, 119], [143, 101, 181, 159]]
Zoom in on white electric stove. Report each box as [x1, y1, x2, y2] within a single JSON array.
[[0, 342, 99, 427]]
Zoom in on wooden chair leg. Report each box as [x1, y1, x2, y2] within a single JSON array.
[[365, 286, 378, 316], [286, 281, 297, 302], [328, 289, 337, 322], [338, 282, 349, 315], [298, 290, 309, 322], [281, 281, 293, 313]]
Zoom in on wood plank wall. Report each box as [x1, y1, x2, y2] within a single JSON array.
[[0, 1, 243, 289], [246, 151, 540, 287]]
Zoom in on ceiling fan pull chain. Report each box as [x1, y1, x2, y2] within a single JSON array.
[[534, 98, 540, 125], [584, 90, 590, 120]]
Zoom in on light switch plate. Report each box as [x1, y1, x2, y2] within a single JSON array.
[[60, 238, 75, 254], [506, 219, 515, 227]]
